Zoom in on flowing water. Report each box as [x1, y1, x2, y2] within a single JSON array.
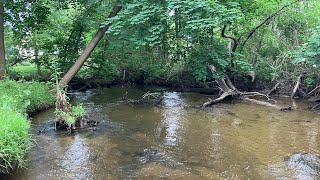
[[6, 86, 320, 180]]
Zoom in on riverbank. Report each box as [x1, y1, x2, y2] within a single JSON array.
[[9, 64, 320, 106], [0, 80, 55, 175]]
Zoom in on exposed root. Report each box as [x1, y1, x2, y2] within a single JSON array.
[[55, 90, 70, 111], [55, 89, 91, 131], [55, 90, 71, 128]]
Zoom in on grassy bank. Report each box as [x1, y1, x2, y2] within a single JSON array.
[[0, 80, 54, 174]]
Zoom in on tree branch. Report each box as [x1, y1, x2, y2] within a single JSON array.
[[241, 0, 300, 48], [221, 25, 240, 44]]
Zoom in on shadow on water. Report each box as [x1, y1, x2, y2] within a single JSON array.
[[6, 86, 320, 179]]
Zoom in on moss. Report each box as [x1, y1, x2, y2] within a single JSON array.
[[0, 80, 55, 174]]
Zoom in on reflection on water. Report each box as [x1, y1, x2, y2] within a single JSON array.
[[6, 86, 320, 179], [159, 92, 184, 147]]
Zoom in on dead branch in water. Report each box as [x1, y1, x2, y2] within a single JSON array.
[[312, 103, 320, 110], [267, 82, 281, 96], [305, 86, 320, 98], [203, 64, 280, 109], [291, 74, 303, 98]]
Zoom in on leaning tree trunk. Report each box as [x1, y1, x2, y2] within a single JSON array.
[[0, 0, 5, 80], [54, 2, 121, 130], [59, 3, 122, 88]]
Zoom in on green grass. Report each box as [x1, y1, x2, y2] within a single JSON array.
[[0, 80, 55, 174], [0, 109, 31, 174], [0, 80, 54, 113], [9, 65, 51, 79]]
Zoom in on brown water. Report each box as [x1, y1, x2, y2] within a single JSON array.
[[6, 86, 320, 180]]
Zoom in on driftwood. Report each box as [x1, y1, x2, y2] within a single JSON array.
[[267, 82, 281, 96], [203, 64, 279, 109], [291, 74, 303, 98], [312, 103, 320, 110], [305, 86, 320, 98]]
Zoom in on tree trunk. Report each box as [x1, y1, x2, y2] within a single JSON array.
[[0, 0, 6, 80], [59, 3, 122, 88]]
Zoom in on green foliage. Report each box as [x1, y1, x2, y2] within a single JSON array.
[[56, 103, 87, 127], [187, 41, 230, 81], [0, 108, 31, 174], [72, 104, 87, 119], [3, 0, 320, 89], [291, 26, 320, 86], [0, 80, 55, 174], [293, 27, 320, 67], [0, 80, 54, 113], [8, 64, 51, 79], [56, 110, 76, 127]]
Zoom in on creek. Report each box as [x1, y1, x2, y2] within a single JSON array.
[[6, 86, 320, 179]]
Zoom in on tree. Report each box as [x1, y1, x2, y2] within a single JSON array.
[[59, 2, 122, 88], [0, 0, 5, 80]]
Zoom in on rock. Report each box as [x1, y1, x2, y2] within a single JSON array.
[[137, 149, 161, 164], [232, 118, 242, 127], [286, 153, 320, 179]]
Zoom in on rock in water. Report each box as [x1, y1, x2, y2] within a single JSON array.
[[286, 153, 320, 179]]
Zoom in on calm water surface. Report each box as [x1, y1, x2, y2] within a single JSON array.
[[6, 86, 320, 179]]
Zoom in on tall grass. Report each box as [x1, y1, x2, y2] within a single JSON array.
[[0, 109, 31, 174], [0, 79, 55, 174]]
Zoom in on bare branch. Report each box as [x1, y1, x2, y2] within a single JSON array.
[[241, 0, 300, 48], [305, 86, 320, 98], [221, 25, 239, 44]]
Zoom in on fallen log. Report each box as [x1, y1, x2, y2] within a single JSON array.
[[203, 64, 280, 109], [267, 82, 281, 96], [291, 74, 303, 98], [304, 86, 320, 98]]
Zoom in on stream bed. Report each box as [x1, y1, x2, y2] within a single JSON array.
[[6, 86, 320, 179]]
